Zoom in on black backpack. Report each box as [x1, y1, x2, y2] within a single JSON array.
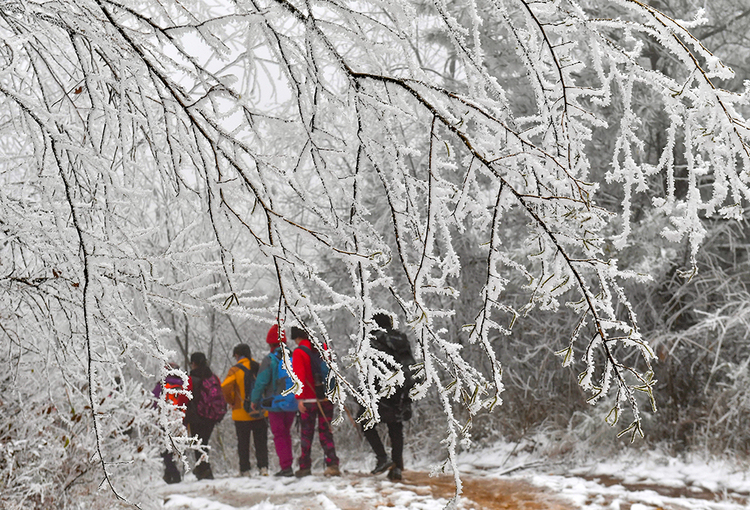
[[376, 330, 417, 391], [235, 360, 262, 416], [373, 330, 417, 421]]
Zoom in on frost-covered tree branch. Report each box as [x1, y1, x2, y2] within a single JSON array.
[[1, 0, 749, 506]]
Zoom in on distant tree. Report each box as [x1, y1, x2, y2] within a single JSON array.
[[1, 0, 748, 506]]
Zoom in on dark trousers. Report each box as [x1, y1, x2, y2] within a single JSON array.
[[190, 420, 216, 464], [363, 421, 404, 469], [161, 450, 181, 482], [235, 419, 268, 472]]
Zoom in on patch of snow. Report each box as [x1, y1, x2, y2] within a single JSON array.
[[163, 494, 238, 509]]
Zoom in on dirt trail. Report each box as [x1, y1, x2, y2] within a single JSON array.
[[403, 472, 576, 510]]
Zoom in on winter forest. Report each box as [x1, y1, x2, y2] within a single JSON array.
[[2, 0, 750, 508]]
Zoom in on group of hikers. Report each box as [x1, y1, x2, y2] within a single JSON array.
[[153, 313, 415, 484]]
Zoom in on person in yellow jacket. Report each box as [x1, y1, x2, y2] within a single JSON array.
[[221, 343, 269, 476]]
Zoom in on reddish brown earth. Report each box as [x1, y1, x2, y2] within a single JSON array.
[[403, 471, 575, 509]]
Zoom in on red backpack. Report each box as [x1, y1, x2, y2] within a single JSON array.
[[196, 374, 227, 422], [164, 378, 190, 411]]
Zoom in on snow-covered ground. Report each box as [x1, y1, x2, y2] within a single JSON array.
[[457, 442, 750, 510], [158, 442, 750, 509]]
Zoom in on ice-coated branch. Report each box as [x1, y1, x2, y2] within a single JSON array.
[[2, 0, 748, 505]]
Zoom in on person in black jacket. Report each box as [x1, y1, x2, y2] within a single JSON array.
[[362, 313, 416, 481]]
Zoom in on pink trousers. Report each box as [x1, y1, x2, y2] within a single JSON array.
[[269, 411, 296, 470]]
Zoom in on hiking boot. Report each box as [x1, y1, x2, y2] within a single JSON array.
[[240, 469, 252, 477], [387, 467, 402, 481], [324, 464, 341, 477], [295, 468, 311, 478], [259, 467, 269, 476], [163, 471, 181, 484], [195, 463, 214, 480], [371, 458, 395, 475], [274, 468, 294, 477]]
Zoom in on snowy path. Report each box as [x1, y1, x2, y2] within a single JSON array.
[[158, 470, 573, 510], [157, 465, 749, 510], [156, 442, 750, 510]]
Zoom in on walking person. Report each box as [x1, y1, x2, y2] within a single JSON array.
[[184, 352, 227, 480], [290, 326, 340, 477], [152, 362, 191, 484], [361, 313, 417, 481], [221, 343, 269, 476], [250, 324, 298, 477]]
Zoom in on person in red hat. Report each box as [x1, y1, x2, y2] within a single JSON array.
[[250, 323, 297, 477]]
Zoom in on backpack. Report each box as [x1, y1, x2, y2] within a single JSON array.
[[235, 360, 262, 417], [297, 344, 335, 400], [195, 374, 227, 422], [378, 330, 417, 392], [261, 348, 298, 412], [374, 330, 417, 421], [163, 377, 189, 411]]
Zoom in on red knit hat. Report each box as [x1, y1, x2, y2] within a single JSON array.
[[266, 324, 286, 345]]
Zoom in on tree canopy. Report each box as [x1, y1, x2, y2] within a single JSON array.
[[1, 0, 749, 507]]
